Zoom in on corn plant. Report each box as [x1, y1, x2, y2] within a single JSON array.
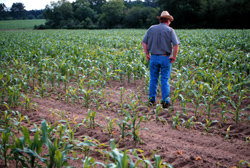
[[81, 88, 93, 108], [154, 155, 173, 168], [103, 117, 117, 136], [12, 111, 30, 133], [200, 119, 218, 135], [179, 94, 192, 115], [9, 135, 28, 168], [93, 98, 101, 110], [130, 149, 154, 168], [227, 90, 250, 124], [154, 104, 163, 121], [20, 93, 37, 112], [181, 116, 197, 129], [118, 117, 131, 139], [237, 160, 250, 168], [7, 85, 21, 107], [203, 83, 221, 119], [169, 87, 181, 114], [215, 102, 229, 122], [41, 120, 72, 168], [124, 110, 147, 144], [225, 125, 231, 140], [0, 127, 11, 166], [22, 126, 46, 168], [2, 110, 12, 129], [83, 109, 97, 129], [81, 156, 106, 168], [191, 82, 204, 117], [77, 137, 97, 157], [127, 100, 139, 115], [172, 111, 181, 130]]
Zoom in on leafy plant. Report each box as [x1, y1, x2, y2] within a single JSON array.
[[172, 111, 181, 130], [227, 90, 250, 124], [200, 119, 218, 135], [118, 117, 131, 139], [103, 117, 117, 136], [83, 109, 97, 129]]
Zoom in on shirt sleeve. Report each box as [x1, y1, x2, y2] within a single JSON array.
[[171, 29, 180, 46], [142, 31, 148, 44]]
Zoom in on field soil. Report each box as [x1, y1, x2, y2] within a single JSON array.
[[1, 79, 250, 168]]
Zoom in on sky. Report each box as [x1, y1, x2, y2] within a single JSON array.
[[0, 0, 75, 10]]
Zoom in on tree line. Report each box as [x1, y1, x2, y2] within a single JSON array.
[[0, 3, 44, 20], [1, 0, 250, 29]]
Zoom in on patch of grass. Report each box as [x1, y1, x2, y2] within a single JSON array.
[[0, 19, 46, 30]]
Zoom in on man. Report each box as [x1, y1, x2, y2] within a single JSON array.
[[142, 11, 180, 108]]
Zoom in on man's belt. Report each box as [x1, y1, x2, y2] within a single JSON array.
[[151, 53, 171, 56]]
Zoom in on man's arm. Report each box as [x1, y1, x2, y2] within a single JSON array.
[[142, 42, 150, 61], [169, 44, 179, 63]]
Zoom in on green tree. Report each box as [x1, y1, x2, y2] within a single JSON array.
[[99, 0, 126, 28], [73, 0, 98, 23], [10, 2, 26, 19], [123, 6, 159, 28], [88, 0, 106, 14], [43, 0, 73, 28], [0, 3, 6, 19]]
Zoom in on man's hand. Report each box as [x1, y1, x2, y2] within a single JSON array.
[[170, 44, 179, 63], [146, 53, 151, 61], [169, 56, 176, 63]]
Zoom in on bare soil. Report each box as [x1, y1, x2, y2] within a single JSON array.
[[1, 79, 250, 168]]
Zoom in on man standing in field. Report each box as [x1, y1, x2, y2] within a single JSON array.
[[142, 11, 180, 108]]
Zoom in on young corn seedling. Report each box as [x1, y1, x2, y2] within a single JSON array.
[[9, 134, 28, 168], [12, 111, 30, 133], [2, 110, 12, 129], [124, 110, 147, 144], [191, 82, 204, 117], [169, 87, 181, 114], [237, 160, 250, 168], [154, 154, 173, 168], [225, 125, 231, 140], [179, 94, 192, 115], [215, 102, 230, 122], [21, 93, 37, 112], [127, 100, 139, 115], [203, 83, 221, 119], [0, 127, 11, 167], [200, 119, 218, 135], [154, 104, 163, 121], [22, 125, 47, 168], [181, 116, 197, 129], [93, 98, 101, 110], [81, 156, 105, 168], [103, 116, 117, 137], [77, 136, 97, 157], [172, 111, 181, 130], [119, 87, 126, 104], [129, 148, 156, 168], [7, 85, 21, 107], [81, 88, 93, 108], [41, 121, 70, 168], [83, 109, 97, 129], [227, 89, 250, 124], [118, 117, 131, 139]]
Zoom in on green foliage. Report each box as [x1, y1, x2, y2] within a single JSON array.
[[0, 20, 45, 30]]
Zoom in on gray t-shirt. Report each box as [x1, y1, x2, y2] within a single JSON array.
[[142, 23, 180, 55]]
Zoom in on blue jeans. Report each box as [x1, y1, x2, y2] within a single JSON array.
[[149, 55, 171, 104]]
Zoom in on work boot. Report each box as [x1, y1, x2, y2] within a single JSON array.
[[148, 101, 155, 107], [162, 102, 171, 108]]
